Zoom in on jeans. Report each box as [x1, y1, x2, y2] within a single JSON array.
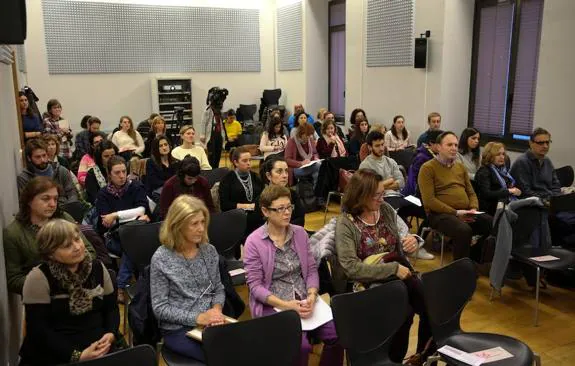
[[294, 163, 321, 189], [163, 327, 205, 361], [106, 236, 134, 289]]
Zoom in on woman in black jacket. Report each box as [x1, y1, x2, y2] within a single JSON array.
[[85, 140, 118, 205], [145, 135, 178, 200], [475, 142, 521, 215]]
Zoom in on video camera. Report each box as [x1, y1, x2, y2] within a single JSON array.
[[206, 87, 228, 112]]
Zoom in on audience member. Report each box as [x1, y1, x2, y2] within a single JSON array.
[[475, 142, 521, 215], [223, 109, 243, 151], [348, 119, 369, 156], [136, 113, 160, 137], [44, 133, 70, 169], [316, 111, 347, 142], [75, 116, 101, 159], [260, 156, 305, 227], [151, 195, 225, 362], [416, 112, 441, 147], [384, 115, 413, 151], [3, 177, 95, 294], [290, 111, 320, 139], [160, 156, 215, 219], [18, 139, 78, 205], [457, 127, 481, 180], [349, 108, 367, 128], [334, 169, 435, 363], [285, 124, 321, 187], [95, 156, 150, 302], [143, 115, 168, 158], [359, 123, 386, 162], [418, 131, 492, 261], [43, 99, 73, 160], [19, 91, 43, 140], [145, 135, 178, 200], [171, 125, 212, 170], [77, 132, 104, 187], [244, 185, 344, 366], [110, 116, 145, 159], [85, 140, 118, 205], [510, 128, 562, 200], [288, 104, 314, 130], [259, 115, 288, 159], [316, 119, 347, 159], [19, 219, 120, 365], [219, 146, 264, 236], [402, 129, 443, 197]]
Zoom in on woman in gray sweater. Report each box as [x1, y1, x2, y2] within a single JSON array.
[[150, 195, 225, 361]]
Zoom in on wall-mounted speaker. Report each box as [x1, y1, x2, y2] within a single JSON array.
[[0, 0, 27, 44], [414, 37, 427, 69]]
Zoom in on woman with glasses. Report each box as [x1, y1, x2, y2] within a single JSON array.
[[334, 168, 435, 363], [151, 195, 226, 362], [244, 185, 343, 366]]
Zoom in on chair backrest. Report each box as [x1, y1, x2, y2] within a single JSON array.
[[208, 209, 247, 256], [237, 104, 257, 122], [75, 344, 156, 366], [200, 167, 230, 188], [389, 149, 415, 172], [203, 310, 301, 366], [421, 258, 477, 345], [61, 201, 88, 223], [555, 165, 574, 187], [261, 88, 282, 106], [119, 221, 162, 272], [331, 280, 408, 365]]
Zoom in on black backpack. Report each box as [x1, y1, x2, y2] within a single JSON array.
[[296, 177, 317, 213]]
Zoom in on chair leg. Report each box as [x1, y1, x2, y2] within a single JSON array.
[[534, 352, 542, 366], [534, 266, 541, 327], [440, 234, 445, 267], [424, 354, 442, 366]]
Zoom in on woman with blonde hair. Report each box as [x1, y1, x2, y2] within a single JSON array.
[[151, 195, 225, 361], [143, 115, 169, 158], [171, 125, 212, 170], [20, 219, 121, 365], [110, 116, 145, 159]]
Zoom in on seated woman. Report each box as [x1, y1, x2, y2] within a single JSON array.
[[384, 115, 413, 152], [43, 133, 70, 169], [456, 127, 481, 180], [77, 132, 104, 187], [85, 140, 118, 205], [285, 123, 321, 187], [151, 195, 226, 362], [475, 142, 521, 216], [244, 185, 343, 366], [260, 156, 305, 227], [20, 219, 121, 365], [335, 169, 434, 363], [143, 115, 168, 158], [290, 111, 320, 140], [43, 98, 73, 161], [74, 115, 98, 160], [349, 119, 370, 157], [145, 135, 178, 200], [171, 125, 212, 170], [259, 115, 288, 159], [160, 156, 215, 219], [19, 91, 43, 141], [219, 146, 264, 237], [96, 156, 150, 302], [359, 123, 385, 162], [110, 116, 145, 159], [3, 176, 95, 295], [224, 109, 243, 151], [316, 119, 347, 159]]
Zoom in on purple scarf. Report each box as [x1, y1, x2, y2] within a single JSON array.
[[105, 180, 131, 198]]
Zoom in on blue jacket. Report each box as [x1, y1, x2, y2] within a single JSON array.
[[95, 180, 150, 234], [288, 114, 314, 130]]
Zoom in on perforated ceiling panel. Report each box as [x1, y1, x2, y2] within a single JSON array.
[[366, 0, 414, 67], [42, 0, 260, 74], [277, 2, 302, 71]]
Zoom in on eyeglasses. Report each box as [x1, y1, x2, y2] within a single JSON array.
[[372, 192, 385, 201], [267, 205, 295, 214], [533, 140, 552, 146]]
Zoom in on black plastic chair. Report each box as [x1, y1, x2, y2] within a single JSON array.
[[331, 280, 408, 365], [203, 310, 301, 366], [422, 258, 539, 366], [161, 345, 206, 366], [236, 104, 257, 122], [555, 165, 574, 187], [208, 209, 247, 285], [200, 167, 230, 188], [73, 344, 156, 366], [61, 201, 88, 223]]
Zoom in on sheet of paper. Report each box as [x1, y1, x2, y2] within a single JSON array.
[[186, 316, 238, 342], [437, 345, 484, 366], [228, 268, 246, 277], [300, 159, 323, 169], [471, 211, 485, 215], [529, 255, 560, 262], [472, 347, 514, 364], [404, 195, 422, 207], [58, 119, 70, 129], [275, 296, 333, 331]]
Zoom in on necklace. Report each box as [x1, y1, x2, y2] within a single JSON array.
[[234, 170, 254, 202]]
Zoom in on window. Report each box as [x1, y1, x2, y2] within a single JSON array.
[[468, 0, 544, 147]]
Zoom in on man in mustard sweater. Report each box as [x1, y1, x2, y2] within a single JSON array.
[[418, 131, 492, 261]]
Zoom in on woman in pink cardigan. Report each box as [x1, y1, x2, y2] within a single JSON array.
[[285, 122, 320, 187], [243, 185, 343, 366]]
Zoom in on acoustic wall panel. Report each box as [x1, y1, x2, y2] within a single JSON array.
[[277, 2, 302, 71], [16, 45, 25, 73], [366, 0, 414, 67], [42, 0, 260, 74]]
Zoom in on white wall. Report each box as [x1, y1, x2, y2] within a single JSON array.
[[25, 0, 277, 132], [304, 0, 329, 117]]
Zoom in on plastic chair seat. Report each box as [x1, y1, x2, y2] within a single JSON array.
[[226, 259, 246, 286], [161, 344, 206, 366], [441, 332, 533, 366], [512, 246, 575, 271]]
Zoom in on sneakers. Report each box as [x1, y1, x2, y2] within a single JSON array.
[[409, 247, 435, 260]]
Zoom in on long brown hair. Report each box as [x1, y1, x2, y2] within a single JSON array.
[[342, 169, 383, 217], [119, 115, 140, 146], [17, 177, 64, 223]]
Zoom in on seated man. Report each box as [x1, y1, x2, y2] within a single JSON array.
[[360, 131, 433, 260], [17, 138, 79, 205], [402, 129, 443, 197], [416, 112, 442, 148], [418, 131, 492, 261]]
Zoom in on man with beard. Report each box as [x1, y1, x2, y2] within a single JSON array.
[[159, 156, 215, 219], [17, 138, 78, 204]]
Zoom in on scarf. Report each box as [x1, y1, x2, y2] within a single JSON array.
[[48, 256, 97, 315], [294, 137, 313, 161], [105, 180, 131, 199], [33, 163, 54, 177], [490, 164, 517, 201], [323, 134, 347, 158], [93, 165, 107, 188]]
